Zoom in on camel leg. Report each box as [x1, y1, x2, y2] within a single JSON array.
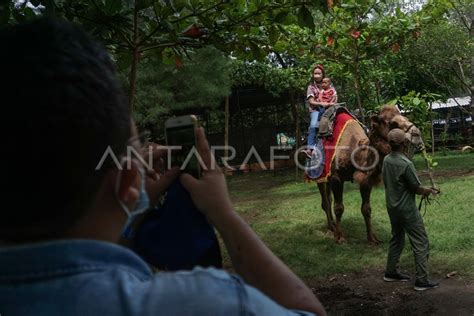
[[330, 176, 345, 243], [360, 184, 380, 245], [317, 182, 335, 232]]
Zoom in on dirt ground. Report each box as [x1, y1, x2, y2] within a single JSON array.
[[307, 268, 474, 316]]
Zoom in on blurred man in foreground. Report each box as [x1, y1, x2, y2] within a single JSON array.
[[0, 18, 325, 316]]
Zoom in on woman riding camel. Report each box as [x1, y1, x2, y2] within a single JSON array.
[[305, 64, 338, 153]]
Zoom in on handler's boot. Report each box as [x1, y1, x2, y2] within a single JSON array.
[[383, 272, 411, 282], [414, 280, 439, 291]]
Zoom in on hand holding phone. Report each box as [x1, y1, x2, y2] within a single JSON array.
[[179, 127, 234, 223], [165, 115, 201, 178]]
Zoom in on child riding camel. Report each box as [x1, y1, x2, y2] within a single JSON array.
[[305, 69, 338, 154], [317, 77, 338, 138]]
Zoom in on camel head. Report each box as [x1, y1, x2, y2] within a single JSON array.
[[370, 105, 424, 158]]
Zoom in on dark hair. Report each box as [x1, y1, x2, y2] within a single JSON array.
[[0, 18, 130, 242]]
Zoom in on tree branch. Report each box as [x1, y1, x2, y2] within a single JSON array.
[[449, 65, 472, 92], [207, 2, 301, 37], [442, 76, 472, 115], [138, 0, 226, 46], [449, 0, 471, 32], [70, 12, 134, 48]]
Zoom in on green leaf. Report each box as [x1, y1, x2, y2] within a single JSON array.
[[136, 0, 153, 10], [43, 0, 56, 17], [23, 7, 36, 19], [116, 52, 132, 70], [249, 41, 263, 60], [0, 2, 11, 25], [387, 98, 398, 106], [276, 24, 289, 36], [297, 5, 314, 31], [412, 97, 421, 105], [311, 0, 328, 13], [274, 10, 288, 24], [199, 15, 213, 28], [268, 25, 279, 45], [104, 0, 123, 14], [162, 48, 176, 65]]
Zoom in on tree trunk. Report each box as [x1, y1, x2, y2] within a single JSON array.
[[129, 47, 139, 111], [290, 92, 300, 180], [374, 80, 381, 105], [128, 0, 140, 111], [430, 102, 435, 155], [353, 62, 365, 122], [470, 15, 474, 143], [443, 108, 453, 135], [224, 95, 230, 173], [440, 107, 454, 148], [374, 58, 381, 105]]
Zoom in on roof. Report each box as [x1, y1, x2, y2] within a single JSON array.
[[430, 96, 471, 110]]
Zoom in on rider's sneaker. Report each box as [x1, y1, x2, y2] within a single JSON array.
[[414, 280, 439, 291], [303, 149, 313, 158], [383, 272, 411, 282]]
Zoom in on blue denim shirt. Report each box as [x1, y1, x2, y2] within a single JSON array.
[[0, 240, 314, 315]]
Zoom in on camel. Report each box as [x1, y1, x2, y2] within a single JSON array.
[[317, 105, 423, 244]]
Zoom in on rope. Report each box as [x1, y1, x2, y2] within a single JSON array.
[[418, 193, 441, 217]]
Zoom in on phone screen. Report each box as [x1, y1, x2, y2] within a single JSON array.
[[166, 125, 200, 178]]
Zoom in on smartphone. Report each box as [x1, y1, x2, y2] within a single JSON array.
[[165, 115, 201, 178]]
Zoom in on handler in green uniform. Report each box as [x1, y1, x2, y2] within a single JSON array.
[[382, 128, 440, 291]]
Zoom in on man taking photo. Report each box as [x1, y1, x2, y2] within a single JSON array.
[[0, 18, 325, 316]]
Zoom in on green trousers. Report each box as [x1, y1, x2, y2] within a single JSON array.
[[386, 208, 430, 283]]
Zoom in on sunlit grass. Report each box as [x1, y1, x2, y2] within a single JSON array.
[[226, 152, 474, 279]]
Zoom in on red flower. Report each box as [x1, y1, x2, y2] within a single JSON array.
[[175, 57, 183, 68], [183, 25, 202, 38], [351, 30, 361, 39], [327, 36, 334, 46]]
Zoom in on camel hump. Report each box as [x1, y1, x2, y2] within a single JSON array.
[[333, 119, 378, 173]]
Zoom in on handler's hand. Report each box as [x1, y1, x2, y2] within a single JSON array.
[[180, 127, 234, 222], [421, 186, 440, 197]]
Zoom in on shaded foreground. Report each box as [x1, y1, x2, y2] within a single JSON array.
[[227, 152, 474, 314], [309, 269, 474, 315]]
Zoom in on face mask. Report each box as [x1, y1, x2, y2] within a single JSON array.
[[116, 165, 150, 239]]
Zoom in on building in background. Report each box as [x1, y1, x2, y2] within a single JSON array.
[[431, 96, 472, 146]]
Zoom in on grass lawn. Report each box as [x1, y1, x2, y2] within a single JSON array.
[[412, 150, 474, 172], [226, 151, 474, 280]]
